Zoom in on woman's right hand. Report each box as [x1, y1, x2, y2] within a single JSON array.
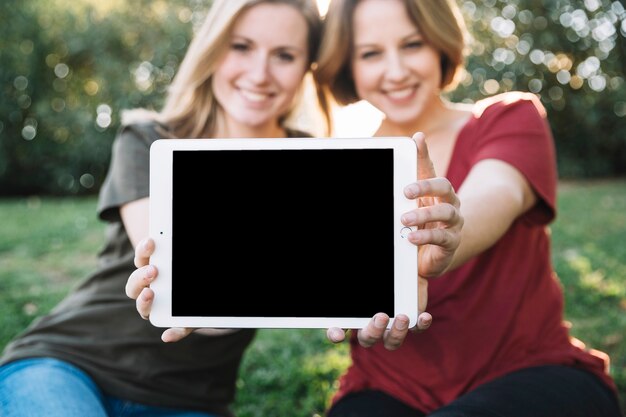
[[125, 238, 197, 342], [126, 238, 239, 341]]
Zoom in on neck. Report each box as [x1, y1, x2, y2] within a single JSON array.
[[375, 96, 451, 138], [214, 114, 286, 139]]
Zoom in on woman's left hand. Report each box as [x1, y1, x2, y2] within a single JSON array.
[[326, 132, 463, 350], [403, 132, 463, 280]]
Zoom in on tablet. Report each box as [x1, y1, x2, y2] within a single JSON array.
[[148, 137, 418, 329]]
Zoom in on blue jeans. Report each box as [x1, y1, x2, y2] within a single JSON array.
[[0, 358, 219, 417]]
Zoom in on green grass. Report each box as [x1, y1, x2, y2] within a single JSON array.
[[550, 179, 626, 411], [1, 181, 625, 415], [0, 197, 106, 348]]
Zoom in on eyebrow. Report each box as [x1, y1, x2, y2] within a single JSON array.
[[354, 31, 422, 50], [230, 35, 306, 54]]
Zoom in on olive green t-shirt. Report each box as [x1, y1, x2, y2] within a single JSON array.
[[1, 123, 324, 415]]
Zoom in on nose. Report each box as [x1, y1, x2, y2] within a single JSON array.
[[247, 51, 271, 85], [385, 51, 409, 83]]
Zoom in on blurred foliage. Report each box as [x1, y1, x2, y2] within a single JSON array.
[[0, 0, 212, 195], [0, 0, 625, 195], [451, 0, 626, 178]]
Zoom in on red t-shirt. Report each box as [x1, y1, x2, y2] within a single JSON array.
[[332, 92, 617, 413]]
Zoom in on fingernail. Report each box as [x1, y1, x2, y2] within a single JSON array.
[[395, 318, 408, 331], [331, 328, 344, 342], [402, 212, 417, 224], [419, 315, 432, 327], [374, 314, 387, 329], [405, 184, 419, 198]]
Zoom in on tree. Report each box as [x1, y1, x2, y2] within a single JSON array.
[[0, 0, 211, 195], [452, 0, 626, 177], [1, 0, 624, 196]]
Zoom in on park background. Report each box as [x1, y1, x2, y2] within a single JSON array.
[[1, 0, 625, 415]]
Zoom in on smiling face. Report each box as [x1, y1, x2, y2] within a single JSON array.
[[212, 3, 309, 135], [351, 0, 442, 130]]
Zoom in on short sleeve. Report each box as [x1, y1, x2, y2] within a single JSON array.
[[97, 123, 159, 222], [471, 92, 558, 225]]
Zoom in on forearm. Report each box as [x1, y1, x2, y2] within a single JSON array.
[[447, 159, 536, 271], [120, 197, 150, 248]]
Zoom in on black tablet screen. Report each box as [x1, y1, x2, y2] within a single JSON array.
[[171, 148, 395, 318]]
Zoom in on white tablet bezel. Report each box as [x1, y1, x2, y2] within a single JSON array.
[[148, 137, 418, 329]]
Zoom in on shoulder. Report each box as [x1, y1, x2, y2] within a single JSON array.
[[286, 127, 314, 138], [469, 92, 551, 137], [112, 121, 170, 154], [459, 93, 557, 224], [118, 121, 167, 142], [473, 91, 547, 120]]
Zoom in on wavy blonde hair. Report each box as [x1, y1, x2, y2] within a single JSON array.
[[315, 0, 469, 107], [123, 0, 329, 137]]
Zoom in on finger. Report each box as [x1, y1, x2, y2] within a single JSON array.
[[136, 287, 154, 320], [326, 327, 347, 343], [401, 202, 461, 229], [416, 312, 433, 332], [382, 315, 410, 351], [161, 327, 194, 343], [357, 313, 389, 348], [406, 227, 462, 249], [404, 177, 459, 207], [134, 238, 155, 268], [409, 312, 433, 334], [195, 328, 238, 336], [125, 264, 157, 299], [418, 276, 428, 315], [412, 132, 437, 179]]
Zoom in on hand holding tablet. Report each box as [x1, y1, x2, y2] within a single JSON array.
[[147, 137, 419, 329]]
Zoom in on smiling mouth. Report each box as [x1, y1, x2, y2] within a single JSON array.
[[384, 86, 416, 100], [239, 88, 274, 103]]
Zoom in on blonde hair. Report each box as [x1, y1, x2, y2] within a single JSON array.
[[123, 0, 329, 137], [315, 0, 469, 107]]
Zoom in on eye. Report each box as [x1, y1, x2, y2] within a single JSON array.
[[276, 51, 296, 62], [359, 50, 380, 60], [403, 40, 424, 50], [231, 42, 250, 52]]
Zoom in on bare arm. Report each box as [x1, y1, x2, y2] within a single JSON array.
[[449, 158, 537, 270], [120, 197, 189, 341], [120, 197, 150, 249], [122, 199, 239, 341], [334, 143, 538, 350]]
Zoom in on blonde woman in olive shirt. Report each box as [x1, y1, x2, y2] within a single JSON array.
[[0, 1, 330, 416]]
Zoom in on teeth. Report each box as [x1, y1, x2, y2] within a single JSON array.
[[240, 89, 269, 102], [386, 87, 414, 100]]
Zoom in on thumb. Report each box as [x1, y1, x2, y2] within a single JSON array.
[[327, 327, 347, 343], [412, 132, 436, 180]]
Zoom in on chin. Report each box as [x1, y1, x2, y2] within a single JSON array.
[[384, 112, 419, 126], [234, 113, 272, 127]]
